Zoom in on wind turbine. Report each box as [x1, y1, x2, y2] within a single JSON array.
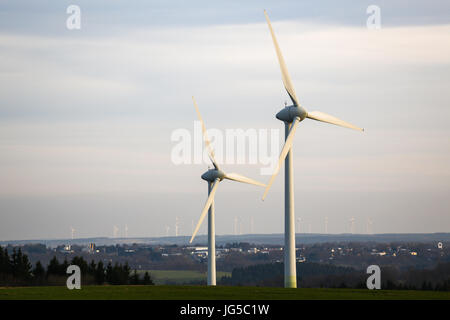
[[239, 217, 243, 235], [189, 97, 266, 286], [262, 10, 364, 288], [296, 217, 302, 234], [175, 216, 180, 237], [350, 217, 356, 234]]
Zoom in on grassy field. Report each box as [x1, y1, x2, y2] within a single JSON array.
[[138, 270, 231, 285], [0, 285, 449, 300]]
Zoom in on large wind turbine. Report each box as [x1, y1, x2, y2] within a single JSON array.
[[262, 10, 364, 288], [190, 97, 266, 286]]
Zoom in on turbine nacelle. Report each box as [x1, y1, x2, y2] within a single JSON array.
[[276, 105, 307, 123], [201, 169, 225, 182]]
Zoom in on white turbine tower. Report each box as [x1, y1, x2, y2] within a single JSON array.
[[175, 216, 180, 237], [113, 225, 119, 238], [165, 226, 170, 237], [296, 218, 302, 234], [261, 10, 364, 288], [70, 226, 75, 240], [350, 217, 356, 234], [189, 97, 266, 286]]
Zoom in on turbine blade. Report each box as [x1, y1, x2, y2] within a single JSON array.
[[264, 10, 299, 106], [224, 172, 266, 187], [190, 179, 220, 243], [262, 117, 300, 200], [307, 111, 364, 132], [192, 96, 220, 170]]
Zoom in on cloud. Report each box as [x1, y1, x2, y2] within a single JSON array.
[[1, 22, 449, 124], [0, 12, 449, 238]]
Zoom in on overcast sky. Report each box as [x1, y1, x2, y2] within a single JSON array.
[[0, 1, 449, 241]]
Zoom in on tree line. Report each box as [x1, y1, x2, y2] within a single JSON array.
[[0, 246, 153, 286], [220, 261, 450, 291]]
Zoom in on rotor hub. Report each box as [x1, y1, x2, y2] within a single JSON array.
[[276, 105, 307, 123], [201, 169, 225, 182]]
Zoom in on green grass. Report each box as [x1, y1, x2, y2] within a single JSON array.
[[138, 270, 231, 285], [0, 285, 449, 300]]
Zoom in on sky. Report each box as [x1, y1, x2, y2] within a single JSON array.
[[0, 1, 449, 240]]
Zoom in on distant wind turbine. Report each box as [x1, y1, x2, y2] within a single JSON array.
[[350, 217, 356, 234], [165, 226, 170, 237], [261, 10, 364, 288], [296, 218, 302, 234], [175, 216, 180, 237], [189, 97, 266, 286]]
